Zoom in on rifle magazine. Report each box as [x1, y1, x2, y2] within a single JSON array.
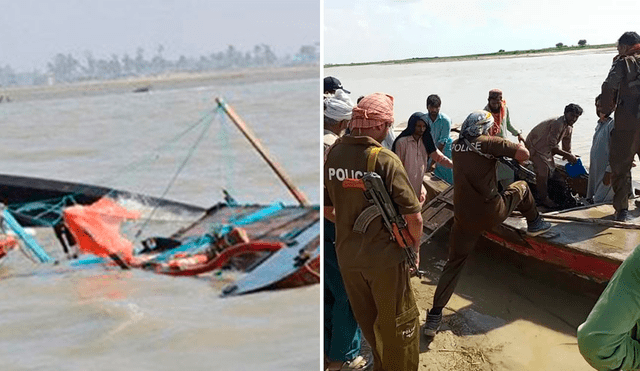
[[352, 205, 381, 234]]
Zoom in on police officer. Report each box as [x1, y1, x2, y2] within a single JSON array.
[[601, 31, 640, 221], [424, 110, 551, 338], [324, 93, 423, 371]]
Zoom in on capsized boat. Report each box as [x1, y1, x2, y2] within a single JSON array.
[[0, 98, 319, 295], [61, 195, 320, 295]]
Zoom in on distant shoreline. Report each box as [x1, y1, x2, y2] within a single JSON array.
[[0, 65, 318, 102], [325, 44, 616, 68]]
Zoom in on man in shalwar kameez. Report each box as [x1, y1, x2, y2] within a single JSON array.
[[587, 95, 615, 203], [484, 89, 525, 190]]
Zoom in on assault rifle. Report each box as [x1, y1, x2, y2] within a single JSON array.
[[499, 157, 537, 184], [343, 172, 426, 278], [461, 136, 536, 184]]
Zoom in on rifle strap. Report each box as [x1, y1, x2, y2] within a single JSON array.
[[461, 136, 495, 160], [367, 146, 383, 172], [351, 146, 386, 234]]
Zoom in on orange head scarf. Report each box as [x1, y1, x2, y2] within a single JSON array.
[[349, 93, 394, 130]]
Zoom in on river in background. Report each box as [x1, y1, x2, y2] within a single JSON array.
[[0, 70, 320, 370], [326, 48, 637, 179], [327, 50, 632, 370]]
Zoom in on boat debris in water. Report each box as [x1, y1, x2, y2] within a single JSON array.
[[0, 98, 319, 296]]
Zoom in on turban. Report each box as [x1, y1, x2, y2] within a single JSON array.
[[488, 89, 503, 99], [349, 93, 394, 129], [324, 90, 354, 121], [460, 110, 494, 139]]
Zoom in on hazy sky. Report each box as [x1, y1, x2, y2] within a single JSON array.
[[1, 0, 319, 72], [324, 0, 640, 64]]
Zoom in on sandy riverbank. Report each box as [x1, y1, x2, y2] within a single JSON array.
[[0, 65, 318, 102], [411, 227, 604, 371]]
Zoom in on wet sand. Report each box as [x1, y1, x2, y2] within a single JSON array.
[[414, 227, 604, 371], [0, 65, 318, 102]]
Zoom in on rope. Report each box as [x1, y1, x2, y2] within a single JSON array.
[[7, 107, 222, 230], [8, 194, 78, 227], [96, 107, 222, 188], [133, 107, 220, 239]]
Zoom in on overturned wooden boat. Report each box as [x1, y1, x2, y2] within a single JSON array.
[[421, 162, 638, 283], [0, 173, 206, 227], [0, 98, 319, 295], [61, 196, 320, 295]]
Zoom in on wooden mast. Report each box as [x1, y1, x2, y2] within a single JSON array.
[[215, 97, 311, 207]]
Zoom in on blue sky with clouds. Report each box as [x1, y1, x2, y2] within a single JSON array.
[[324, 0, 640, 64], [1, 0, 319, 72]]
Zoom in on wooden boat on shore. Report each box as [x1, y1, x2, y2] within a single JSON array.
[[421, 160, 639, 283]]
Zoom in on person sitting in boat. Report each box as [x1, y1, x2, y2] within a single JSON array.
[[392, 112, 453, 204], [587, 94, 617, 203], [424, 94, 454, 184], [424, 110, 551, 339], [485, 89, 525, 191], [524, 103, 583, 208]]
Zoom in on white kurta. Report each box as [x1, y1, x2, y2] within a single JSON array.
[[587, 117, 614, 203]]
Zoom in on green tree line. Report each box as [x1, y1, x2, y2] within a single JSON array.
[[0, 42, 319, 86]]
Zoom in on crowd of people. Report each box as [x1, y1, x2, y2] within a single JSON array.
[[323, 31, 640, 371]]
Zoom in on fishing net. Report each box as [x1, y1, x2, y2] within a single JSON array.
[[6, 105, 236, 236]]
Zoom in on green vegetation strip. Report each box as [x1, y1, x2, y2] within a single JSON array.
[[325, 44, 616, 68]]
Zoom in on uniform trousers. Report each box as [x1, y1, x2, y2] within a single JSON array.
[[341, 261, 420, 371], [610, 128, 640, 212], [433, 181, 538, 310]]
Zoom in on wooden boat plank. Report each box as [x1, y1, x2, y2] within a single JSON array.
[[221, 220, 320, 296], [421, 184, 455, 242], [173, 205, 318, 243], [501, 202, 639, 263]]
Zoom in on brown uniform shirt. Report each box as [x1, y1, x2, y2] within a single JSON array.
[[602, 54, 640, 131], [452, 135, 519, 230], [324, 135, 421, 270], [525, 115, 572, 170]]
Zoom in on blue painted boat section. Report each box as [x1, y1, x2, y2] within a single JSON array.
[[229, 203, 284, 226], [3, 209, 54, 263], [144, 203, 286, 263], [222, 220, 319, 296], [148, 234, 213, 263], [69, 255, 107, 267]]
